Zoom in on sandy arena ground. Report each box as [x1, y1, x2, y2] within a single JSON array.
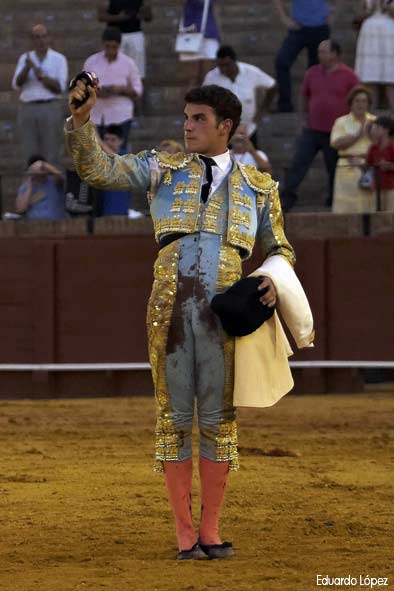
[[0, 392, 393, 591]]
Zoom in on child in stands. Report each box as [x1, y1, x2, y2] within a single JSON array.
[[366, 116, 394, 211]]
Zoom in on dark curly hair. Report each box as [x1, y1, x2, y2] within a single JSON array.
[[184, 85, 242, 140], [375, 116, 394, 137], [346, 85, 373, 108], [102, 27, 121, 44]]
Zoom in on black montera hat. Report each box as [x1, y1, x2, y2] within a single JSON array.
[[211, 276, 275, 337]]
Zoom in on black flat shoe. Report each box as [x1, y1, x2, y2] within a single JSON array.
[[199, 541, 234, 559], [176, 543, 208, 560]]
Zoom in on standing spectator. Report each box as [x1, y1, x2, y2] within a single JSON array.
[[177, 0, 220, 86], [12, 24, 68, 167], [366, 116, 394, 211], [97, 1, 152, 81], [274, 0, 331, 112], [97, 124, 142, 217], [203, 45, 276, 146], [281, 40, 359, 211], [355, 0, 394, 111], [83, 27, 143, 149], [331, 86, 376, 213], [230, 124, 272, 172], [15, 155, 66, 220]]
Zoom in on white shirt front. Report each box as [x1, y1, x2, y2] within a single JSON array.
[[203, 150, 232, 196], [203, 62, 276, 136], [12, 48, 68, 102]]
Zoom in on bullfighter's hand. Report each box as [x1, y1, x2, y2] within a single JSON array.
[[68, 80, 96, 129], [258, 276, 277, 308]]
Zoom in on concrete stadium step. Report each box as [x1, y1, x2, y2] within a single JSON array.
[[129, 114, 184, 139], [0, 35, 102, 62], [1, 0, 95, 8], [1, 173, 21, 213], [0, 9, 101, 32], [144, 30, 280, 59], [0, 140, 20, 159]]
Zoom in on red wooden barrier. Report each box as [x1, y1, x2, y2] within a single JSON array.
[[0, 234, 393, 397]]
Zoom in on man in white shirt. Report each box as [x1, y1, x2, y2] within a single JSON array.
[[202, 45, 277, 146], [12, 24, 68, 167]]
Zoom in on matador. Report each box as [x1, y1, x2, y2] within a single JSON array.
[[66, 82, 309, 560]]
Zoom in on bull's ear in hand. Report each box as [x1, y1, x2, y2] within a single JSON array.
[[69, 71, 99, 109]]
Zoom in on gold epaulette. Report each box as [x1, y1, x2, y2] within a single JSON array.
[[153, 150, 194, 170], [238, 164, 278, 195]]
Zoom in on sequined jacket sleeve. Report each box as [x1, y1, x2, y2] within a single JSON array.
[[257, 186, 296, 267], [65, 119, 152, 192]]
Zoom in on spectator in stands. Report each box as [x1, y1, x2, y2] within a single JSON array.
[[331, 86, 376, 213], [177, 0, 220, 86], [15, 155, 66, 220], [97, 1, 152, 81], [281, 40, 359, 211], [202, 45, 276, 147], [97, 124, 142, 217], [157, 139, 184, 153], [12, 24, 68, 167], [274, 0, 331, 112], [355, 0, 394, 111], [366, 116, 394, 211], [83, 27, 143, 149], [230, 124, 272, 173]]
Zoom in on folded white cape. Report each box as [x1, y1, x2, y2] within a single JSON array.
[[233, 255, 314, 408]]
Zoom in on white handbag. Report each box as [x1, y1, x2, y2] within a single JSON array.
[[175, 0, 210, 54]]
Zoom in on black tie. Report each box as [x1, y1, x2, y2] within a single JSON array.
[[200, 156, 217, 203]]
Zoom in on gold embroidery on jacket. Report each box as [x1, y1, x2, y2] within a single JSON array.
[[184, 180, 200, 195], [202, 213, 220, 233], [238, 163, 277, 195], [215, 420, 239, 471], [228, 226, 255, 256], [229, 169, 243, 190], [188, 160, 203, 178], [263, 188, 296, 267], [146, 242, 180, 471], [170, 197, 184, 212], [182, 197, 199, 214], [231, 210, 251, 229], [174, 182, 186, 195], [232, 191, 253, 210], [216, 244, 242, 291], [155, 151, 193, 170], [257, 194, 266, 209], [154, 214, 197, 239], [163, 169, 172, 185], [215, 244, 241, 471], [207, 196, 223, 211]]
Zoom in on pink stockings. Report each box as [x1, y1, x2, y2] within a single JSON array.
[[163, 457, 230, 551], [163, 458, 195, 551], [199, 456, 230, 545]]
